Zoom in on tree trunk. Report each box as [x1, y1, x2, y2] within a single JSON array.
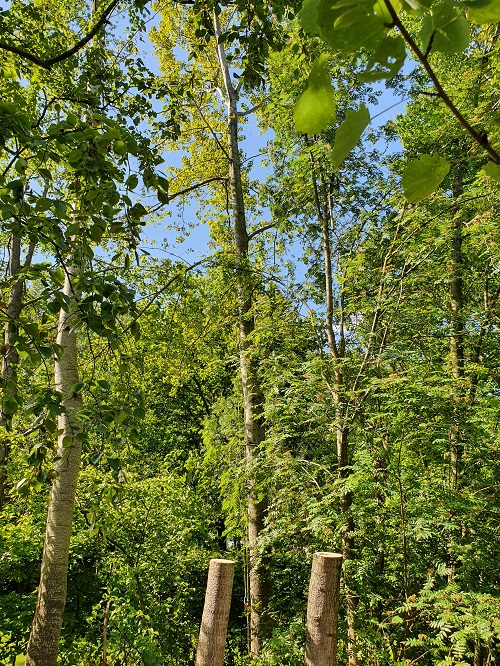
[[449, 210, 464, 490], [101, 600, 111, 666], [313, 159, 360, 666], [26, 258, 83, 666], [214, 12, 269, 658], [337, 421, 359, 666], [305, 552, 343, 666], [448, 177, 465, 583], [195, 559, 235, 666], [0, 237, 35, 508]]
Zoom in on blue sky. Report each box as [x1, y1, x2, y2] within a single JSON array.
[[123, 5, 407, 273]]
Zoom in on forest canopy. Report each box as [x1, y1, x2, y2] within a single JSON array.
[[0, 0, 499, 664]]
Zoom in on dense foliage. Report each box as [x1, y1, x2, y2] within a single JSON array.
[[0, 0, 499, 664]]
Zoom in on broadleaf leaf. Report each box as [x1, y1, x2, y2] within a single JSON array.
[[402, 154, 450, 201], [331, 104, 370, 169], [294, 54, 336, 135]]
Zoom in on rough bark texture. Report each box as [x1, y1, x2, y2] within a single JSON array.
[[26, 261, 83, 666], [0, 237, 35, 508], [195, 559, 235, 666], [305, 552, 343, 666], [214, 12, 269, 658]]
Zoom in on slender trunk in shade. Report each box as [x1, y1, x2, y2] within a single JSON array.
[[0, 237, 35, 508], [213, 11, 269, 657]]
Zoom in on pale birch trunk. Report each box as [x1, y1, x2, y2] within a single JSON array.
[[0, 236, 35, 508], [214, 12, 269, 657], [26, 258, 83, 666]]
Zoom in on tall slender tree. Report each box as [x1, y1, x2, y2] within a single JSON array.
[[0, 237, 35, 507]]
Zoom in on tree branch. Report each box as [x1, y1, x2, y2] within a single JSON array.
[[0, 0, 121, 70], [149, 176, 228, 213], [383, 0, 500, 164], [237, 100, 266, 117], [247, 223, 276, 240]]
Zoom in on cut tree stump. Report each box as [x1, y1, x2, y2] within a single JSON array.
[[195, 558, 235, 666], [305, 552, 343, 666]]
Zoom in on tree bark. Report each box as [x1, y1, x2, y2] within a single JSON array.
[[311, 155, 360, 666], [449, 210, 464, 490], [214, 12, 269, 658], [448, 177, 465, 583], [305, 552, 343, 666], [0, 237, 35, 508], [195, 559, 235, 666], [26, 258, 83, 666], [101, 600, 111, 666]]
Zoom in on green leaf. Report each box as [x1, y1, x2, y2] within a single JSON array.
[[130, 320, 141, 340], [2, 397, 19, 414], [134, 406, 146, 420], [53, 200, 67, 218], [113, 140, 127, 156], [316, 0, 387, 53], [420, 1, 470, 54], [482, 161, 500, 183], [130, 202, 147, 217], [88, 224, 104, 243], [66, 112, 78, 126], [107, 456, 120, 471], [402, 154, 450, 201], [373, 0, 402, 22], [96, 379, 110, 390], [294, 54, 336, 135], [157, 189, 169, 204], [14, 158, 27, 175], [157, 176, 169, 193], [466, 0, 500, 23], [126, 174, 139, 190], [358, 35, 406, 81], [331, 104, 370, 169], [298, 0, 322, 34], [36, 197, 52, 212], [38, 168, 52, 180], [114, 410, 127, 425], [24, 322, 40, 338]]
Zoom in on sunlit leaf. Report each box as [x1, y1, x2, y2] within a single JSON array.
[[294, 54, 336, 135], [420, 1, 470, 53], [373, 0, 402, 23], [316, 0, 387, 53], [402, 154, 450, 201], [482, 161, 500, 183], [466, 0, 500, 23], [358, 35, 406, 81], [331, 104, 370, 169]]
